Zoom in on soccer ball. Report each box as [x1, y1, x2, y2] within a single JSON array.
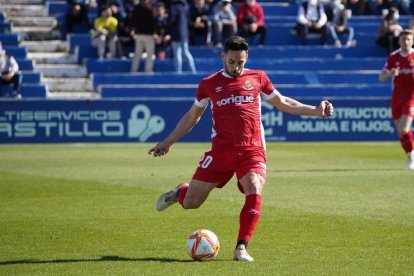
[[186, 229, 220, 261]]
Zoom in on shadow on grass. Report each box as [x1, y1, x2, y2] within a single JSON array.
[[0, 255, 193, 265]]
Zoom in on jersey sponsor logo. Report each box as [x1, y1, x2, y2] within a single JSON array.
[[243, 80, 254, 90], [398, 68, 414, 74], [216, 94, 254, 107]]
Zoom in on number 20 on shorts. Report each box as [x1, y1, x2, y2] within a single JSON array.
[[199, 154, 213, 168]]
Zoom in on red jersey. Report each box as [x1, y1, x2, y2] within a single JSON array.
[[195, 69, 276, 150], [384, 48, 414, 107]]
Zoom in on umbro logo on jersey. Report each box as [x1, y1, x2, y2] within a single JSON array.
[[214, 86, 223, 93]]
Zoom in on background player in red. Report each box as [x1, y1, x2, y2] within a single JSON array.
[[379, 29, 414, 170], [148, 36, 334, 261]]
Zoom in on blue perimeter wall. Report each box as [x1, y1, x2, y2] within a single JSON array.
[[0, 97, 397, 143]]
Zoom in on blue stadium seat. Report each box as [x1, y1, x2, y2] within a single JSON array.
[[87, 57, 384, 74], [99, 83, 391, 98], [0, 84, 47, 98], [0, 33, 20, 46], [15, 59, 35, 71], [0, 22, 11, 33], [4, 46, 27, 58], [92, 72, 382, 91], [21, 72, 42, 84]]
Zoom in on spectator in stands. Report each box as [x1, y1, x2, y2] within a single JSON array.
[[168, 0, 197, 73], [379, 29, 414, 170], [116, 1, 135, 59], [92, 5, 119, 59], [398, 0, 412, 15], [326, 0, 357, 48], [376, 7, 403, 54], [129, 0, 156, 72], [97, 0, 128, 21], [212, 0, 237, 47], [189, 0, 213, 46], [294, 0, 329, 45], [65, 0, 92, 35], [236, 0, 266, 46], [0, 42, 22, 99], [154, 2, 171, 60], [366, 0, 401, 15], [345, 0, 368, 16]]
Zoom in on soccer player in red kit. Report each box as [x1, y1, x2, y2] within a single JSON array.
[[148, 36, 334, 261], [379, 29, 414, 170]]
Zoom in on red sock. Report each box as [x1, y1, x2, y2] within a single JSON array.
[[400, 132, 414, 153], [238, 194, 262, 243], [177, 183, 189, 206]]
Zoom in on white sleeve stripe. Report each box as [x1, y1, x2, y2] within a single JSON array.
[[195, 98, 210, 107], [261, 89, 278, 101]]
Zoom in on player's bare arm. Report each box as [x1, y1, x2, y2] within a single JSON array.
[[379, 67, 399, 82], [148, 104, 206, 157], [267, 91, 334, 117]]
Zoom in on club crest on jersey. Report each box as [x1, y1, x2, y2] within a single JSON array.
[[243, 80, 254, 90]]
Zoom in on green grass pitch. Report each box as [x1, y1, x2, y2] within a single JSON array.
[[0, 142, 413, 275]]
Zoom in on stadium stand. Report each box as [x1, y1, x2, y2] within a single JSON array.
[[0, 5, 48, 98], [3, 0, 413, 99]]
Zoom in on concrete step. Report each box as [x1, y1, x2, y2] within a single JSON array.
[[28, 52, 77, 64], [9, 16, 57, 28], [36, 64, 88, 78], [47, 91, 101, 100], [0, 0, 44, 4], [22, 40, 68, 53], [0, 5, 47, 17], [13, 28, 61, 41], [43, 77, 93, 92]]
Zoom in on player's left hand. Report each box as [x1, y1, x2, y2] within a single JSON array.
[[320, 100, 334, 117]]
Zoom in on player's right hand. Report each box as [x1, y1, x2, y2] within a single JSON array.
[[391, 67, 400, 77], [148, 142, 170, 157]]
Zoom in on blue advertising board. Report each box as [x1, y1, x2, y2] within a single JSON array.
[[0, 98, 397, 143]]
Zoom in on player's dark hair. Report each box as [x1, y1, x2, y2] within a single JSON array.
[[223, 36, 249, 52]]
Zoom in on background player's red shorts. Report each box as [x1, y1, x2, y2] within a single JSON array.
[[192, 148, 267, 188], [392, 102, 414, 120]]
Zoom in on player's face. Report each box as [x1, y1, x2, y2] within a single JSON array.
[[222, 50, 248, 77], [399, 34, 414, 52]]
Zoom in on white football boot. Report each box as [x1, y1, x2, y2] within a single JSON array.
[[155, 184, 182, 211], [233, 244, 254, 261], [407, 152, 414, 171]]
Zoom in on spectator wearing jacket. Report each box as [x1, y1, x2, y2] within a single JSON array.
[[0, 42, 22, 99], [129, 0, 156, 72], [236, 0, 266, 46], [295, 0, 329, 45], [168, 0, 197, 73], [326, 0, 357, 48], [212, 0, 237, 47]]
